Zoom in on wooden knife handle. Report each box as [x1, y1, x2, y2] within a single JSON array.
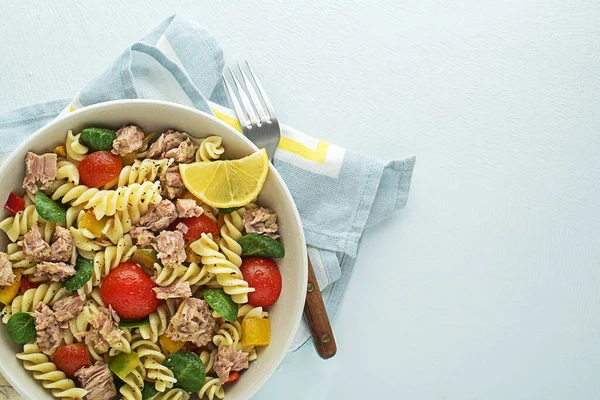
[[303, 254, 337, 359]]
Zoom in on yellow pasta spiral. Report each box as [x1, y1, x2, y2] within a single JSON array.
[[138, 303, 169, 343], [65, 130, 88, 164], [2, 282, 68, 323], [131, 333, 176, 392], [82, 181, 162, 220], [154, 388, 191, 400], [198, 377, 225, 400], [118, 158, 173, 187], [195, 136, 224, 162], [190, 233, 254, 304]]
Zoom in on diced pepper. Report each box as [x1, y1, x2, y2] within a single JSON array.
[[225, 371, 240, 383], [53, 145, 67, 158], [185, 247, 201, 264], [108, 352, 141, 381], [79, 211, 108, 237], [20, 279, 40, 293], [130, 249, 158, 274], [4, 193, 25, 214], [0, 272, 22, 305], [241, 317, 270, 347], [159, 334, 185, 354]]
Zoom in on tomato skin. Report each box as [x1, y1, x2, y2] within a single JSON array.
[[170, 214, 219, 242], [78, 151, 122, 188], [100, 262, 162, 319], [52, 344, 90, 379], [20, 279, 40, 293], [4, 193, 25, 214], [240, 257, 282, 308]]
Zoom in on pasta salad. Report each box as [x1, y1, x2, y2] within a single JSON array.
[[0, 125, 285, 400]]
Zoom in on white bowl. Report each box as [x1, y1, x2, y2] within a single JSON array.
[[0, 100, 307, 400]]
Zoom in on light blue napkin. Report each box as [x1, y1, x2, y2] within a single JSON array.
[[0, 14, 415, 351]]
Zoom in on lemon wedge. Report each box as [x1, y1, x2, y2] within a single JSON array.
[[179, 148, 269, 208]]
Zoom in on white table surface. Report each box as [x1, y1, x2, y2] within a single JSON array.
[[2, 1, 600, 399]]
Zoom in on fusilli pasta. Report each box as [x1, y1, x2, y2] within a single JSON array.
[[81, 181, 162, 220], [154, 388, 191, 400], [118, 158, 173, 187], [137, 303, 169, 343], [66, 130, 88, 164], [2, 282, 68, 323], [190, 233, 254, 304], [198, 377, 225, 400], [131, 333, 176, 392], [196, 136, 224, 162], [16, 344, 87, 399]]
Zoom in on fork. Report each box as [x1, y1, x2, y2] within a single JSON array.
[[223, 62, 337, 359]]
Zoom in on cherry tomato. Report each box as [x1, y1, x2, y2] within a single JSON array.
[[4, 193, 25, 214], [100, 262, 162, 319], [225, 371, 240, 383], [20, 279, 40, 293], [170, 214, 219, 242], [78, 151, 122, 188], [240, 257, 282, 308], [52, 344, 90, 379]]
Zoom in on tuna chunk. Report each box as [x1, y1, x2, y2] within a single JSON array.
[[213, 346, 250, 382], [32, 303, 62, 355], [23, 224, 51, 262], [112, 125, 145, 156], [52, 294, 85, 328], [22, 152, 58, 193], [175, 199, 203, 218], [243, 207, 279, 239], [48, 226, 75, 263], [130, 226, 155, 248], [153, 230, 186, 268], [34, 261, 76, 282], [139, 200, 177, 232], [0, 252, 16, 286], [165, 298, 216, 347], [148, 130, 198, 163], [84, 306, 124, 353], [161, 166, 185, 199], [75, 361, 116, 400], [153, 281, 192, 300], [175, 222, 188, 235]]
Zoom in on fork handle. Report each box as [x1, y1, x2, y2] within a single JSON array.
[[304, 254, 337, 359]]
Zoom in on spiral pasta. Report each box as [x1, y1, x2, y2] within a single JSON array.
[[0, 204, 60, 242], [119, 355, 146, 400], [196, 136, 225, 162], [102, 210, 135, 244], [16, 344, 87, 399], [154, 388, 191, 400], [138, 303, 169, 343], [118, 158, 173, 187], [152, 262, 212, 289], [6, 241, 36, 269], [237, 304, 269, 361], [80, 234, 136, 294], [63, 300, 101, 345], [66, 130, 88, 164], [81, 181, 162, 220], [2, 282, 68, 323], [131, 333, 176, 392], [190, 233, 254, 304], [217, 205, 256, 268], [212, 320, 242, 349], [198, 377, 225, 400]]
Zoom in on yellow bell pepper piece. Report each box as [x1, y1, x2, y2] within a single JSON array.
[[119, 152, 138, 166], [79, 211, 108, 238], [53, 145, 67, 158], [242, 317, 271, 347], [159, 334, 185, 354], [0, 272, 22, 305]]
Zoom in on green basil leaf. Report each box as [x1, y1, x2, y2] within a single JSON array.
[[238, 233, 285, 258], [163, 351, 206, 392], [7, 312, 36, 344], [35, 191, 67, 223], [80, 128, 117, 152], [63, 257, 94, 291], [204, 289, 238, 322], [141, 382, 158, 399], [119, 317, 150, 329]]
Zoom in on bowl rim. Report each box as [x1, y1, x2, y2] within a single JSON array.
[[0, 99, 308, 400]]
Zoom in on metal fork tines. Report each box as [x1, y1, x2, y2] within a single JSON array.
[[223, 61, 280, 160]]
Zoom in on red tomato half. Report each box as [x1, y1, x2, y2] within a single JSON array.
[[170, 214, 219, 242], [240, 257, 282, 308], [20, 279, 40, 293], [52, 344, 90, 379], [78, 151, 122, 188], [100, 262, 162, 319]]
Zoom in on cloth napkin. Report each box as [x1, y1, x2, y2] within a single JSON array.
[[0, 14, 415, 354]]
